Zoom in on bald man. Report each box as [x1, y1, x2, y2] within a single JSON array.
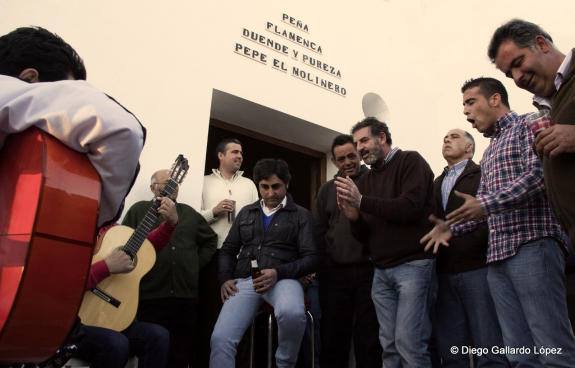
[[122, 170, 217, 368], [431, 129, 508, 367]]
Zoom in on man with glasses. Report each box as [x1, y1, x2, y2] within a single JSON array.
[[122, 169, 217, 368]]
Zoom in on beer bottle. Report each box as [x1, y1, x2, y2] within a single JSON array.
[[251, 256, 262, 279]]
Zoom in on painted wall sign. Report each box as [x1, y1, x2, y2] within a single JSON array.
[[234, 12, 347, 97]]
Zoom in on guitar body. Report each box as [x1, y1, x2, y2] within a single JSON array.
[[78, 225, 156, 332], [0, 128, 100, 364]]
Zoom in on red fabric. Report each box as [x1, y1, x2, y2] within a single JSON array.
[[147, 221, 177, 251], [87, 260, 110, 290], [87, 221, 176, 290]]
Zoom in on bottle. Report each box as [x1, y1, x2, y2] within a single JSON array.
[[251, 256, 262, 279]]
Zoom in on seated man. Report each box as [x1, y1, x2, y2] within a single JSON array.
[[77, 196, 177, 368], [122, 169, 217, 368], [210, 158, 318, 368]]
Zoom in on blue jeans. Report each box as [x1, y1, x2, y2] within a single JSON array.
[[371, 258, 436, 368], [210, 277, 307, 368], [487, 238, 575, 367], [75, 321, 169, 368], [436, 267, 508, 367]]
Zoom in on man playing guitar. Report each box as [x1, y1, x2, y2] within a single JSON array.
[[0, 27, 168, 368]]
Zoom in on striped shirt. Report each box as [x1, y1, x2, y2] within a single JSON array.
[[452, 111, 568, 263], [441, 159, 468, 210]]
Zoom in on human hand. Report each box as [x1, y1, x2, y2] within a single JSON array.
[[420, 215, 453, 254], [535, 124, 575, 158], [338, 194, 360, 221], [299, 273, 316, 288], [105, 248, 135, 274], [445, 191, 485, 224], [220, 279, 239, 302], [334, 176, 362, 208], [213, 199, 235, 217], [252, 269, 278, 294], [157, 197, 178, 225]]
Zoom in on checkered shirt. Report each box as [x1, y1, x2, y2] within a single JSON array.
[[452, 111, 568, 262]]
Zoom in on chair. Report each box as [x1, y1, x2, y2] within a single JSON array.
[[249, 303, 315, 368]]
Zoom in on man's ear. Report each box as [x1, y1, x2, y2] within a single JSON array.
[[535, 35, 552, 53], [488, 93, 501, 108], [18, 68, 40, 83], [378, 132, 387, 144]]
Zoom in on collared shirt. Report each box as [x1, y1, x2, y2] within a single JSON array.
[[452, 111, 568, 263], [533, 49, 574, 108], [441, 159, 469, 210], [359, 146, 399, 205], [260, 196, 287, 216], [385, 146, 400, 164]]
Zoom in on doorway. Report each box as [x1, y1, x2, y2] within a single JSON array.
[[206, 90, 342, 209], [204, 119, 324, 210]]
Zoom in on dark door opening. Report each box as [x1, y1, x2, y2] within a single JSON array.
[[204, 119, 325, 210]]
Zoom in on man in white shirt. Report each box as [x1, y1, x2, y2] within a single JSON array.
[[198, 138, 259, 367]]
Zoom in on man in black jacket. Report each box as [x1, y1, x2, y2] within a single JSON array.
[[433, 129, 507, 367], [210, 158, 318, 368], [314, 134, 381, 368]]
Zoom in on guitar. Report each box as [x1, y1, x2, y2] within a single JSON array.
[[78, 155, 189, 332], [0, 128, 100, 365]]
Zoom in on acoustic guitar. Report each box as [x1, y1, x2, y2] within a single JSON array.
[[78, 155, 189, 332], [0, 128, 100, 365]]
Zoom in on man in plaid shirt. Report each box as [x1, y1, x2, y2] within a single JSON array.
[[421, 77, 575, 367]]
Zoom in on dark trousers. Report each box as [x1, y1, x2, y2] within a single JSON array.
[[137, 297, 198, 368], [76, 321, 169, 368], [318, 263, 382, 368]]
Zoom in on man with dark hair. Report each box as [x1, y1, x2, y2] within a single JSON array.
[[198, 137, 259, 367], [314, 134, 381, 368], [460, 78, 511, 109], [210, 158, 318, 368], [0, 26, 168, 368], [0, 26, 144, 227], [433, 128, 507, 367], [122, 169, 217, 368], [0, 26, 86, 81], [335, 117, 436, 367], [422, 77, 575, 367], [488, 18, 575, 255]]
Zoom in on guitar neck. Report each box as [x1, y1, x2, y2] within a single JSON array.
[[122, 180, 178, 257]]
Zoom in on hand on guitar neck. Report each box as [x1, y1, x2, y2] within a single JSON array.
[[103, 197, 178, 275], [156, 196, 179, 226]]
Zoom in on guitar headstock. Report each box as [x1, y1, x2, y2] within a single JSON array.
[[160, 154, 189, 198]]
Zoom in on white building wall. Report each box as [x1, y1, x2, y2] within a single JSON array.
[[1, 0, 574, 212]]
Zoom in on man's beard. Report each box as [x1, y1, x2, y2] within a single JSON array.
[[362, 145, 383, 165]]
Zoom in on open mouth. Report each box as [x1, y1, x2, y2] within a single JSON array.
[[467, 118, 478, 130]]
